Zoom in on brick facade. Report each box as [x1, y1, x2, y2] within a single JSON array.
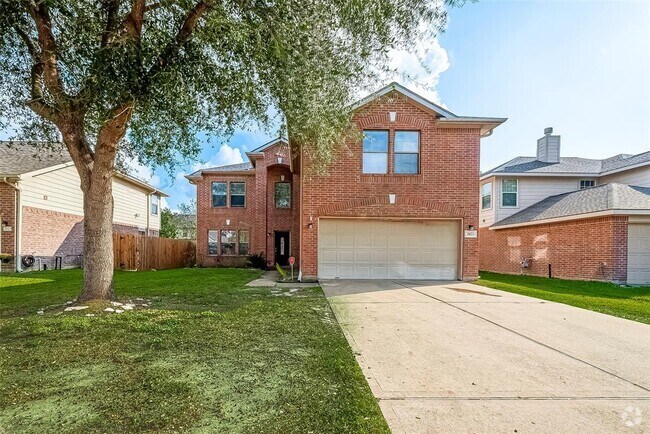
[[195, 142, 300, 268], [479, 216, 629, 283], [0, 182, 16, 272], [299, 93, 481, 279], [193, 90, 486, 279]]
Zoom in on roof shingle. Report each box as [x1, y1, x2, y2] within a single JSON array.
[[0, 141, 71, 176], [492, 183, 650, 228]]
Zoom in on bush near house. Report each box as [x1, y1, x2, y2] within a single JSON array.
[[0, 268, 388, 433]]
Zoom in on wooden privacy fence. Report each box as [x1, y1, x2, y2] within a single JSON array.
[[113, 233, 196, 271]]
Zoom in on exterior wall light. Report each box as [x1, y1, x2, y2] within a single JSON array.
[[226, 219, 231, 226], [389, 194, 396, 204], [280, 175, 285, 181], [277, 156, 283, 164], [389, 111, 397, 122]]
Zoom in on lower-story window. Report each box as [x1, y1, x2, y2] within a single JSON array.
[[207, 230, 219, 255], [221, 230, 237, 255], [239, 230, 249, 255]]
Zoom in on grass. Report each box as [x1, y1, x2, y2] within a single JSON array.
[[0, 268, 388, 433], [476, 271, 650, 324]]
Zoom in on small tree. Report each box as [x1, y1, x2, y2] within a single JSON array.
[[0, 0, 456, 301], [159, 208, 178, 238]]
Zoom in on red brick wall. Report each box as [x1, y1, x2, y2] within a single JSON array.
[[194, 142, 300, 268], [20, 206, 144, 270], [300, 92, 481, 279], [479, 216, 629, 283], [0, 182, 16, 272]]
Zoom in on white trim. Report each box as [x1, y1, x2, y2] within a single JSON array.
[[249, 137, 288, 153], [351, 82, 458, 118], [480, 160, 650, 181], [500, 179, 519, 208], [480, 181, 493, 211], [490, 209, 650, 230]]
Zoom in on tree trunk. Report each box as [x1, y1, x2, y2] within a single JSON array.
[[78, 168, 115, 302]]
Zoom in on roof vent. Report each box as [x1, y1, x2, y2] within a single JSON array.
[[537, 127, 560, 163]]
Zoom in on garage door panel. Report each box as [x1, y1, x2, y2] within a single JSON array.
[[319, 219, 459, 280], [628, 224, 650, 285]]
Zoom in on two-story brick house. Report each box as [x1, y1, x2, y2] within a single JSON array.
[[479, 128, 650, 284], [188, 83, 506, 280]]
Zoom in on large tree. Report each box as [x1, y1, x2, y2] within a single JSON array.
[[0, 0, 457, 301]]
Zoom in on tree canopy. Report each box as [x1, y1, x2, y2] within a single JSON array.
[[1, 0, 457, 170]]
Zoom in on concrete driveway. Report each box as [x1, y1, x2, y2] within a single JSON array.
[[321, 280, 650, 433]]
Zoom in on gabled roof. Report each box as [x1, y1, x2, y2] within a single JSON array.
[[0, 141, 167, 196], [186, 161, 254, 179], [482, 151, 650, 179], [492, 183, 650, 229], [0, 141, 71, 176], [351, 82, 507, 136], [248, 137, 288, 154]]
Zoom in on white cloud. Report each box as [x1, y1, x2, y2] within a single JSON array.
[[387, 37, 450, 105], [192, 143, 244, 171]]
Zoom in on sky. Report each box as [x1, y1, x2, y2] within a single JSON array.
[[149, 0, 649, 210], [12, 1, 649, 210]]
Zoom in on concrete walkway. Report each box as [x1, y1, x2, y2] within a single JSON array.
[[321, 279, 650, 433]]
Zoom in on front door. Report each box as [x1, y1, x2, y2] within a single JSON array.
[[274, 231, 290, 266]]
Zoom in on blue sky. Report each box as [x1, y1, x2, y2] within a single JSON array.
[[154, 0, 649, 210]]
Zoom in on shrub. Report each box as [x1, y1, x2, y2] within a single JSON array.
[[0, 253, 13, 263], [247, 253, 266, 270]]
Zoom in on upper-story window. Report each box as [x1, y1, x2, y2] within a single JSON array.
[[394, 131, 420, 174], [362, 130, 389, 174], [501, 179, 518, 207], [481, 182, 492, 210], [579, 180, 596, 190], [275, 182, 291, 208], [212, 182, 227, 207], [230, 182, 246, 207], [150, 195, 159, 215]]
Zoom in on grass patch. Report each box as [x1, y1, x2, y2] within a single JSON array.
[[476, 271, 650, 324], [0, 268, 388, 433]]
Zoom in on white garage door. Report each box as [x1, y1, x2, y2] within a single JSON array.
[[628, 224, 650, 285], [318, 219, 459, 280]]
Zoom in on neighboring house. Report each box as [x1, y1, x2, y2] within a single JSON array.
[[0, 142, 167, 272], [187, 82, 506, 280], [479, 128, 650, 284]]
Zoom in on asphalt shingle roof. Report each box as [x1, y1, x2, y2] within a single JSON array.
[[482, 151, 650, 177], [187, 162, 253, 178], [0, 141, 71, 175], [492, 183, 650, 227]]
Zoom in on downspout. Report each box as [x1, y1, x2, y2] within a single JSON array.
[[3, 177, 22, 272], [146, 192, 151, 236]]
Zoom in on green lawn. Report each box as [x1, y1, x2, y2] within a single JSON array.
[[476, 271, 650, 324], [0, 268, 388, 433]]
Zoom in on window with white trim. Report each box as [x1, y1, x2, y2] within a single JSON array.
[[579, 180, 596, 190], [230, 182, 246, 207], [362, 130, 389, 174], [221, 230, 237, 255], [207, 230, 219, 255], [394, 131, 420, 174], [481, 182, 492, 210], [502, 179, 518, 207], [150, 195, 159, 215], [211, 182, 227, 207], [238, 230, 249, 255], [275, 182, 291, 208]]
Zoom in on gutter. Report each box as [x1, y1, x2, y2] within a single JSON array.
[[489, 209, 650, 230]]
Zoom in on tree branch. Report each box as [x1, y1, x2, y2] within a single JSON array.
[[101, 0, 121, 47], [23, 0, 69, 104], [143, 1, 212, 90]]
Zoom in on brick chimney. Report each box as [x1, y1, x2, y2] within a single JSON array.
[[536, 127, 561, 163]]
